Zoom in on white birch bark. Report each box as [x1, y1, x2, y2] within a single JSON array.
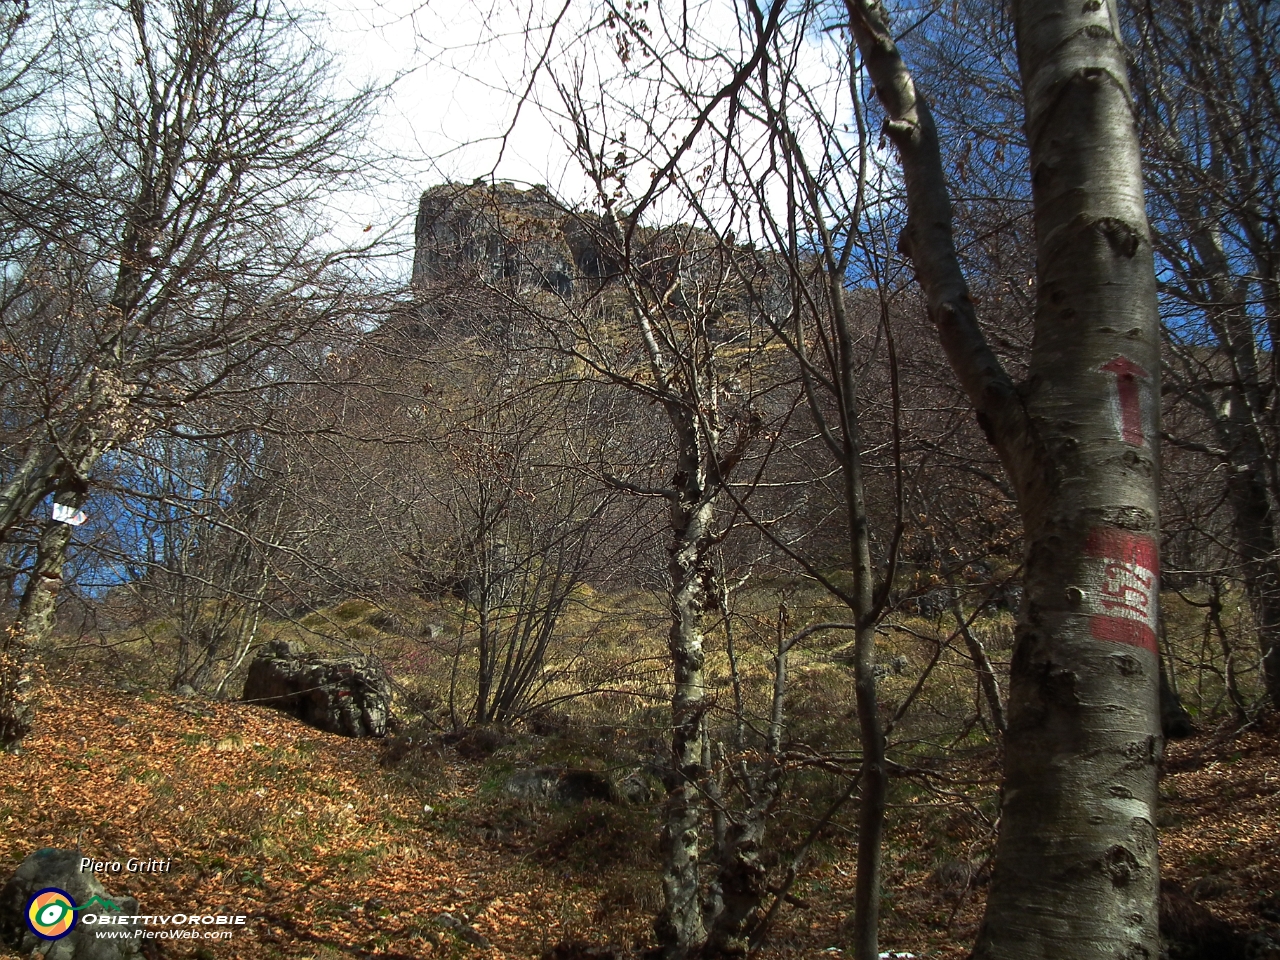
[[658, 486, 713, 954], [847, 0, 1163, 955]]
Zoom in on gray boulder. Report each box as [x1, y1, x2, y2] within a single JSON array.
[[504, 768, 561, 801], [616, 770, 655, 804], [505, 768, 619, 804], [242, 640, 391, 737], [0, 848, 141, 959], [873, 654, 911, 681]]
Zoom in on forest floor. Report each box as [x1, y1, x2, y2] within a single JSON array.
[[1, 665, 1278, 960]]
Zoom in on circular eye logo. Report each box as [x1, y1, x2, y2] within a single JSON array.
[[26, 888, 77, 940]]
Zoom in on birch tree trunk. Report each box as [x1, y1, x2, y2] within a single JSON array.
[[847, 0, 1163, 956], [658, 481, 714, 955], [0, 447, 63, 545], [551, 218, 763, 957], [17, 485, 86, 648], [953, 592, 1007, 737], [0, 439, 105, 747]]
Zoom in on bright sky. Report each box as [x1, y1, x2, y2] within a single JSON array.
[[322, 2, 575, 181], [313, 0, 860, 278], [316, 0, 602, 259]]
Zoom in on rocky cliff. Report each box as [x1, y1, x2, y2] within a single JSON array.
[[411, 182, 617, 298], [409, 181, 791, 336]]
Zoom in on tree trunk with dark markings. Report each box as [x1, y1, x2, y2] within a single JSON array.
[[847, 0, 1163, 956]]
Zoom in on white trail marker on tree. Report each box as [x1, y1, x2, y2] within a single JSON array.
[[51, 503, 87, 526]]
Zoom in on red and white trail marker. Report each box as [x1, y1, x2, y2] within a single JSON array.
[[51, 502, 87, 526], [1100, 356, 1150, 446], [1083, 527, 1158, 654]]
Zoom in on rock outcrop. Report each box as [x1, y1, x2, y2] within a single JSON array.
[[407, 181, 795, 346], [242, 641, 391, 737], [412, 182, 601, 297], [504, 767, 623, 804]]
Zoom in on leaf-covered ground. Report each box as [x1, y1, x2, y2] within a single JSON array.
[[1, 672, 1276, 959]]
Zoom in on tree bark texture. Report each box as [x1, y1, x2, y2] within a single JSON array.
[[1, 476, 89, 747], [1221, 444, 1280, 706], [848, 1, 1163, 957], [18, 495, 81, 648], [705, 770, 776, 954], [657, 484, 714, 956], [979, 7, 1162, 955], [0, 446, 62, 545], [954, 594, 1008, 737], [704, 611, 790, 953], [0, 619, 33, 749]]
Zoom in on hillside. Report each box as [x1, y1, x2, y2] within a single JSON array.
[[2, 665, 1278, 959]]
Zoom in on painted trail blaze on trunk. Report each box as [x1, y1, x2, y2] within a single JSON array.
[[845, 0, 1164, 954], [1084, 527, 1158, 654], [1100, 356, 1150, 447]]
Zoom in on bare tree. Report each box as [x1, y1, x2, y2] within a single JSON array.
[[443, 3, 970, 953], [400, 321, 631, 726], [443, 151, 790, 952], [555, 216, 770, 957], [847, 1, 1164, 958], [105, 421, 284, 693], [1127, 0, 1280, 707], [0, 0, 377, 744]]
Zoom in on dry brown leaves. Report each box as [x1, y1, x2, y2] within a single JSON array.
[[1, 673, 1276, 960]]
